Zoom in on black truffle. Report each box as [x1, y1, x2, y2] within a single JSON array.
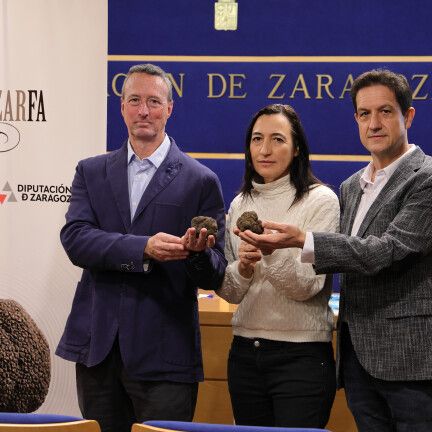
[[236, 211, 264, 234], [0, 300, 50, 412], [191, 216, 218, 238]]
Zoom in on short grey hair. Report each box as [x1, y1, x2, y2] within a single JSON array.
[[121, 63, 173, 101]]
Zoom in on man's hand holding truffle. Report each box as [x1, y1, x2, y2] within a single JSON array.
[[236, 220, 306, 251], [144, 232, 189, 262], [181, 216, 219, 252], [235, 211, 273, 255], [182, 227, 216, 252]]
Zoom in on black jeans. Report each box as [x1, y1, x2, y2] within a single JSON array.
[[341, 323, 432, 432], [76, 338, 198, 432], [228, 336, 336, 428]]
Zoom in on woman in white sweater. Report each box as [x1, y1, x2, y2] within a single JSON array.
[[216, 104, 340, 428]]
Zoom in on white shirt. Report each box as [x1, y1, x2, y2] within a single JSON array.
[[302, 144, 416, 263]]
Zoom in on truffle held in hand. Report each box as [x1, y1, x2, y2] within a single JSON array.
[[236, 211, 264, 234], [191, 216, 218, 238]]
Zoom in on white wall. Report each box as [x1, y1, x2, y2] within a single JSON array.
[[0, 0, 107, 415]]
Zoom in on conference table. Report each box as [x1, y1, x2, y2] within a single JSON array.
[[193, 292, 357, 432]]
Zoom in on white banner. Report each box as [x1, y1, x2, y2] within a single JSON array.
[[0, 0, 107, 415]]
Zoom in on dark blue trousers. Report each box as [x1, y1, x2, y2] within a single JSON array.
[[341, 323, 432, 432], [228, 335, 336, 428]]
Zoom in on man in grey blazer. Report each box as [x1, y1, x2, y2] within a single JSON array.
[[235, 69, 432, 431]]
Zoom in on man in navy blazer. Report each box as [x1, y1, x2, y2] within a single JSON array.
[[56, 64, 227, 432], [235, 69, 432, 431]]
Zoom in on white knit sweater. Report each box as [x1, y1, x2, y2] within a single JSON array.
[[216, 174, 340, 342]]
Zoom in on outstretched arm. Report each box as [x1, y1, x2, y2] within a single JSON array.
[[234, 221, 306, 251]]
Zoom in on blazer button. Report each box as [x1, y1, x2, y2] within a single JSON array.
[[254, 340, 260, 348], [120, 263, 135, 271]]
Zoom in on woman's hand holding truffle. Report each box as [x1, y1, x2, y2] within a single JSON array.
[[236, 220, 306, 250], [238, 241, 261, 278]]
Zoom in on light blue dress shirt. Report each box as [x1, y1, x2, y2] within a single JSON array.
[[127, 134, 171, 220]]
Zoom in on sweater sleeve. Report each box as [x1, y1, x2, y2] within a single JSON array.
[[215, 200, 253, 304], [259, 187, 340, 301]]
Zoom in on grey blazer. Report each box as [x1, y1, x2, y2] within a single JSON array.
[[314, 146, 432, 382]]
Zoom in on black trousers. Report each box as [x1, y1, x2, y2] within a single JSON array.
[[341, 323, 432, 432], [76, 339, 198, 432], [228, 335, 336, 428]]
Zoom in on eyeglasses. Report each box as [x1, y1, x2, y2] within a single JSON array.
[[126, 97, 165, 109]]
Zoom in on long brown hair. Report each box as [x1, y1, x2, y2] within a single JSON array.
[[240, 104, 321, 205]]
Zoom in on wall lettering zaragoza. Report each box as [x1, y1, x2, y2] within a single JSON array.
[[110, 73, 431, 100]]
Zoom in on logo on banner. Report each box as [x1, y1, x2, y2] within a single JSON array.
[[0, 181, 71, 206], [214, 0, 238, 31], [0, 182, 18, 205], [0, 90, 47, 153], [0, 123, 21, 153]]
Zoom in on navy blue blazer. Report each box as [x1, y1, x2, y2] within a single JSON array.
[[56, 138, 227, 383]]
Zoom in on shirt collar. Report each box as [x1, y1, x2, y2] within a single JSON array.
[[127, 134, 171, 168], [359, 144, 416, 189]]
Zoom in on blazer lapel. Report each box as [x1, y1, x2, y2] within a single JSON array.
[[107, 142, 131, 231], [356, 147, 425, 238], [131, 139, 183, 224], [341, 172, 364, 235]]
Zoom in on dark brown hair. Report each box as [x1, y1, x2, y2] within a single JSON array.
[[350, 69, 412, 115], [240, 104, 322, 205]]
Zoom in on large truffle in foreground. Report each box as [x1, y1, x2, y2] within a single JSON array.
[[236, 211, 264, 234], [191, 216, 218, 238], [0, 299, 51, 412]]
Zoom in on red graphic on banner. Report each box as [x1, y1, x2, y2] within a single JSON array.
[[0, 194, 7, 204]]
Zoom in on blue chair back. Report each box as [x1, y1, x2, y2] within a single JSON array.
[[0, 413, 100, 432], [142, 420, 331, 432], [0, 413, 82, 424]]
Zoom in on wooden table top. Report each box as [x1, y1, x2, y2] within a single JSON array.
[[198, 291, 236, 325]]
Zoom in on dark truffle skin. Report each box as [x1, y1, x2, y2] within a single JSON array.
[[191, 216, 218, 238], [0, 300, 51, 412], [236, 211, 264, 234]]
